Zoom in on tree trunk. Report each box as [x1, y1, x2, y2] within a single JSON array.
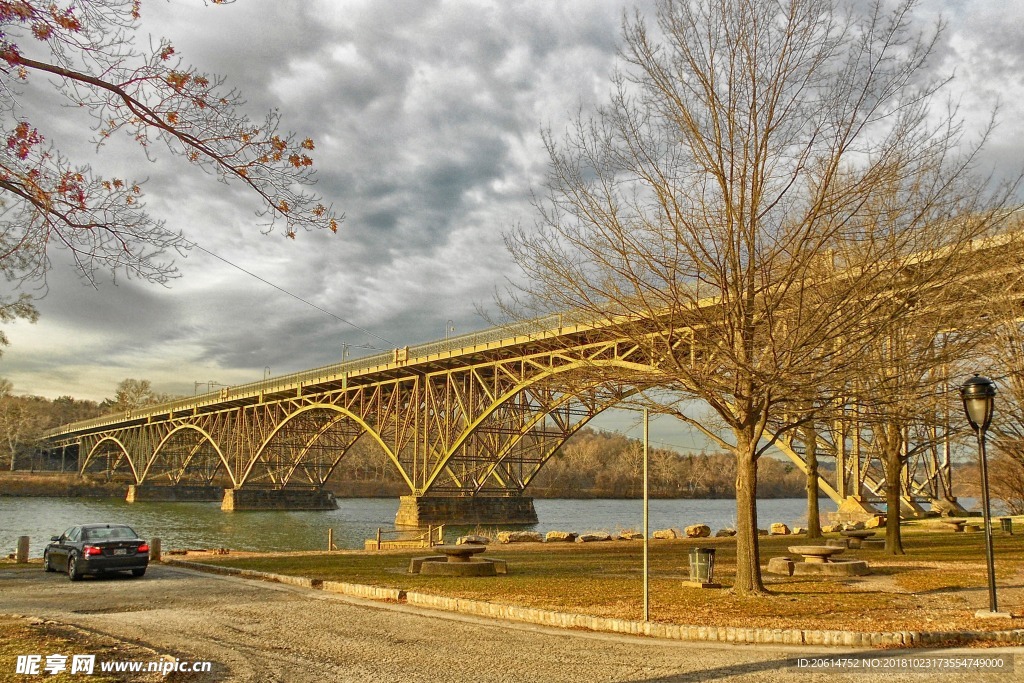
[[733, 449, 766, 594], [884, 447, 905, 555], [804, 424, 822, 539]]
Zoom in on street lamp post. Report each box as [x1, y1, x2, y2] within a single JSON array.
[[643, 408, 649, 622], [445, 320, 455, 341], [959, 375, 1007, 618]]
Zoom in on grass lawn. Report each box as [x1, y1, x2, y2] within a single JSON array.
[[190, 524, 1024, 634]]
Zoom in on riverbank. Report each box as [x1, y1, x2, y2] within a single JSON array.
[[162, 521, 1024, 644], [0, 471, 124, 498]]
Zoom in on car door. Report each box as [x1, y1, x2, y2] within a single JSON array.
[[50, 527, 77, 566]]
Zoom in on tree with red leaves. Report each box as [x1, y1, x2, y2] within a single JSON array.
[[0, 0, 341, 338]]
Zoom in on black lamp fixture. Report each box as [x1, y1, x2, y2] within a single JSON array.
[[961, 375, 996, 432], [959, 375, 1006, 618]]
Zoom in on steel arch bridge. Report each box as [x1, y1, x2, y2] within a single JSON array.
[[42, 308, 961, 523]]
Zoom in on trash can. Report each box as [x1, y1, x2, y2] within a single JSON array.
[[999, 517, 1013, 534], [688, 547, 716, 584]]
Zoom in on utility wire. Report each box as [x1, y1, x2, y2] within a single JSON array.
[[184, 239, 396, 349]]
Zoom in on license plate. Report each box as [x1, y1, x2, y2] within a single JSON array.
[[113, 548, 128, 555]]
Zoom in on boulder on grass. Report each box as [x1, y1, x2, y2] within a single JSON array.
[[456, 535, 490, 545], [544, 531, 577, 543], [496, 531, 543, 544], [617, 531, 644, 540], [653, 528, 681, 540], [864, 515, 886, 529], [685, 524, 711, 538], [715, 528, 737, 537], [769, 523, 791, 536], [575, 532, 613, 543]]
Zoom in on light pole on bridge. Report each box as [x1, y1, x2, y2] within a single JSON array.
[[194, 380, 223, 396]]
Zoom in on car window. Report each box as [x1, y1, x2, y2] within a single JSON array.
[[67, 527, 81, 542], [60, 527, 74, 541], [109, 527, 136, 539]]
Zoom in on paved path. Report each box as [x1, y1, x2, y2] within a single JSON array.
[[1, 565, 1019, 682]]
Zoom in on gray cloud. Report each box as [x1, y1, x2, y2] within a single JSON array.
[[1, 0, 1021, 430]]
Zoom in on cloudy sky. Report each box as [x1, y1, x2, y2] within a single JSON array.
[[1, 0, 1023, 450]]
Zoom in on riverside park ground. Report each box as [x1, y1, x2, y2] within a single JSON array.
[[2, 520, 1023, 681]]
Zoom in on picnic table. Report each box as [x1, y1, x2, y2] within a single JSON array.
[[788, 545, 845, 564], [430, 544, 488, 563], [839, 530, 876, 548], [941, 519, 967, 532]]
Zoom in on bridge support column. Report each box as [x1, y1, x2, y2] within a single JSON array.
[[221, 488, 338, 511], [126, 485, 223, 503], [395, 495, 538, 528]]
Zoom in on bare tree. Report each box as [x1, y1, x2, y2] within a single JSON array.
[[0, 1, 341, 298], [108, 377, 171, 412], [506, 0, 1021, 594], [974, 266, 1024, 515], [0, 380, 48, 469]]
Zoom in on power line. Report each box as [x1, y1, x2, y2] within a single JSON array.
[[184, 239, 395, 349]]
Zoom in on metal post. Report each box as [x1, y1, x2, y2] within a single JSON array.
[[977, 428, 999, 614], [376, 527, 382, 551], [643, 408, 649, 622], [328, 528, 334, 551]]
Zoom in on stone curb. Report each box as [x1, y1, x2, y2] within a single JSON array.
[[164, 559, 1024, 649]]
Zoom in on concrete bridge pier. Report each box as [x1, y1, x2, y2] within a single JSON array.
[[395, 495, 538, 528], [126, 484, 223, 503], [221, 487, 338, 511]]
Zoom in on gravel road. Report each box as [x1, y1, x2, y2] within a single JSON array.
[[1, 564, 1019, 682]]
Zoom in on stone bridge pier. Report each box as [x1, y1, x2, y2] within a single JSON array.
[[395, 495, 538, 527], [221, 488, 338, 511]]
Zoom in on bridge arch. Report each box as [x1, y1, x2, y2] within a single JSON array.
[[82, 437, 140, 483], [145, 424, 236, 488], [240, 404, 412, 490], [421, 358, 655, 495]]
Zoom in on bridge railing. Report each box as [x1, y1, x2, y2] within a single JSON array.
[[43, 309, 598, 438]]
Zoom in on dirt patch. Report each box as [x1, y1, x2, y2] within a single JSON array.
[[0, 614, 190, 682]]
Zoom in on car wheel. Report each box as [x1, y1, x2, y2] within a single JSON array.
[[67, 554, 83, 581], [43, 550, 55, 572], [131, 567, 146, 577]]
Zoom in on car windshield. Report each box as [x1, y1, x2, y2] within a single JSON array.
[[82, 526, 137, 541]]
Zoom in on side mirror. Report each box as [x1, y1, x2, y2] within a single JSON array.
[[50, 536, 60, 542]]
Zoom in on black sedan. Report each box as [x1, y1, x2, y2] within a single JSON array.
[[44, 524, 149, 580]]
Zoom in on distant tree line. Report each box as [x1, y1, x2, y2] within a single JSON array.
[[0, 378, 171, 470], [327, 426, 819, 500]]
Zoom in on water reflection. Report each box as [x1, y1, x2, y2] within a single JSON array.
[[1, 496, 835, 557]]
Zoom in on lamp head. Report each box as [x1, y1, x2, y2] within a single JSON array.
[[960, 375, 996, 432]]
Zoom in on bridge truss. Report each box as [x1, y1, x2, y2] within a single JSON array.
[[45, 313, 963, 519]]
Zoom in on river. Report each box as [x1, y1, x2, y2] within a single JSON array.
[[1, 496, 836, 558]]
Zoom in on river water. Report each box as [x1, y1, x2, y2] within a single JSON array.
[[1, 496, 836, 558]]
